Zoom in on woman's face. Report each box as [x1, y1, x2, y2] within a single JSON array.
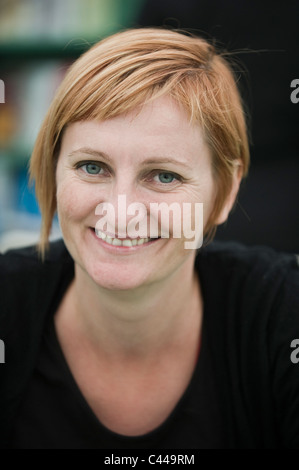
[[56, 95, 217, 290]]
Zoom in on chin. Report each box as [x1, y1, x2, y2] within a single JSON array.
[[86, 260, 151, 292], [92, 274, 149, 292]]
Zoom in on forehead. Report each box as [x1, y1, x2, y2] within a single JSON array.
[[60, 95, 210, 163]]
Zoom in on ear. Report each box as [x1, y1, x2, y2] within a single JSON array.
[[214, 162, 243, 226]]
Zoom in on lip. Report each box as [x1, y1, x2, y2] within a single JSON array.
[[89, 228, 160, 253]]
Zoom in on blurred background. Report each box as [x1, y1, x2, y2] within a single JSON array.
[[0, 0, 145, 252], [0, 0, 298, 253]]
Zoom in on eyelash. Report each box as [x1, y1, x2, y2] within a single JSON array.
[[74, 161, 183, 185]]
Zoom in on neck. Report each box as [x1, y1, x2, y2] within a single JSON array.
[[63, 256, 202, 360]]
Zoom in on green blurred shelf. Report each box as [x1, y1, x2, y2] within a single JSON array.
[[0, 41, 86, 59], [0, 35, 111, 60], [0, 0, 146, 60]]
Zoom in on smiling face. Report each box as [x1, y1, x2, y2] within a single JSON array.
[[56, 96, 220, 291]]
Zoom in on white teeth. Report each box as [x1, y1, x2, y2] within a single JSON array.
[[122, 239, 133, 247], [95, 229, 152, 247], [112, 238, 122, 246]]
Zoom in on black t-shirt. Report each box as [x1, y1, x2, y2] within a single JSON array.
[[1, 239, 299, 449], [9, 309, 224, 449]]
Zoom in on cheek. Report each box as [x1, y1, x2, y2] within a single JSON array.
[[56, 179, 99, 225], [202, 196, 216, 228], [200, 178, 217, 228]]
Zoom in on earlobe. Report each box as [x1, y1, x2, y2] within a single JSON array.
[[214, 162, 243, 226]]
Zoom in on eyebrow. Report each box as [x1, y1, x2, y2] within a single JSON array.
[[139, 158, 191, 170], [68, 147, 192, 170], [68, 147, 112, 162]]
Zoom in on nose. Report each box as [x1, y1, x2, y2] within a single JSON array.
[[97, 175, 149, 238], [109, 174, 139, 209]]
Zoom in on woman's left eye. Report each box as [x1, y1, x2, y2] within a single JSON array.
[[153, 172, 177, 184], [80, 163, 103, 175]]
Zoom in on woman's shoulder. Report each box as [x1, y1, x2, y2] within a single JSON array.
[[198, 240, 299, 271], [196, 240, 299, 323], [0, 238, 73, 321], [197, 240, 299, 363], [197, 241, 299, 448], [0, 239, 73, 447], [197, 240, 299, 288], [0, 238, 71, 278]]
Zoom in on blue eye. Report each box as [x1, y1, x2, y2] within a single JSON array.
[[155, 172, 176, 184], [82, 163, 103, 175]]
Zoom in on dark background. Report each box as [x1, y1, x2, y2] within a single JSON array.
[[137, 0, 299, 253]]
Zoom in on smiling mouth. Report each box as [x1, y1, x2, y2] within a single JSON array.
[[94, 228, 160, 247]]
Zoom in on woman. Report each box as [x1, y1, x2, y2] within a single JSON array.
[[1, 28, 298, 449]]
